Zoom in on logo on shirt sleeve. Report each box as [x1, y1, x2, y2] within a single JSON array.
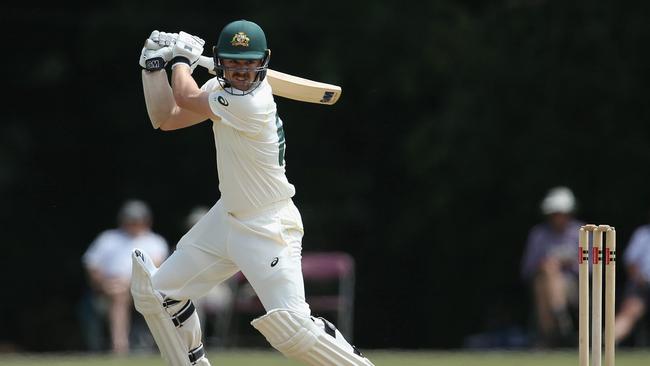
[[217, 96, 229, 106]]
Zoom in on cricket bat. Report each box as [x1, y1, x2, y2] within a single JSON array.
[[196, 56, 341, 105], [144, 39, 341, 105]]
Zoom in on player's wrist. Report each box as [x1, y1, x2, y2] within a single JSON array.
[[143, 57, 167, 72], [171, 56, 191, 68]]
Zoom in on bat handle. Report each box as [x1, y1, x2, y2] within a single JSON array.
[[198, 56, 216, 74]]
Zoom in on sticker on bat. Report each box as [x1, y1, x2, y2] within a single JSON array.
[[320, 91, 336, 103]]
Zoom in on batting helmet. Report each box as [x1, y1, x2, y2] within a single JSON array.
[[212, 20, 270, 94], [214, 20, 268, 60]]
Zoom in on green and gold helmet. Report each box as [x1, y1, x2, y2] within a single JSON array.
[[214, 20, 268, 60], [213, 20, 271, 95]]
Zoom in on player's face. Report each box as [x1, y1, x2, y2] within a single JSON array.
[[122, 220, 149, 237], [222, 59, 263, 91], [548, 212, 571, 232]]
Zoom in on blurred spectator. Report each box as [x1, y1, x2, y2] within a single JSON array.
[[521, 186, 583, 347], [185, 206, 236, 348], [80, 199, 168, 354], [615, 215, 650, 344]]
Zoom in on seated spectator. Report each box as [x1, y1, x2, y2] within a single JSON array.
[[81, 199, 168, 354], [521, 186, 583, 347]]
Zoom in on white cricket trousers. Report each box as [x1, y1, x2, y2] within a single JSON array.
[[152, 198, 311, 316]]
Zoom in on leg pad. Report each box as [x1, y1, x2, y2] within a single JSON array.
[[131, 249, 211, 366], [251, 309, 374, 366]]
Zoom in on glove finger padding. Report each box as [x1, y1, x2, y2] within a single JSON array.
[[146, 30, 177, 49], [158, 32, 178, 47], [149, 30, 160, 46]]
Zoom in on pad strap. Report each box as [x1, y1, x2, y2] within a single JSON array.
[[317, 316, 336, 338], [314, 317, 362, 356], [169, 300, 196, 328], [188, 344, 205, 364]]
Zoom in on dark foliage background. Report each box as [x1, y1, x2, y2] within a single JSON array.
[[2, 1, 650, 350]]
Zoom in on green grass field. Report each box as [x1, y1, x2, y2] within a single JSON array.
[[1, 350, 649, 366]]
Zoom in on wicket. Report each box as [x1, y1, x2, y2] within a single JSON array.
[[578, 224, 616, 366]]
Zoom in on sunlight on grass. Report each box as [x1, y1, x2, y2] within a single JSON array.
[[1, 349, 649, 366]]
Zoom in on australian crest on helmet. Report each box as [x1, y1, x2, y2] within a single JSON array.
[[231, 32, 250, 47]]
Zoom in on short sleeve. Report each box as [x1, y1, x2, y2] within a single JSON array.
[[200, 77, 220, 92], [207, 82, 274, 135], [82, 231, 111, 269]]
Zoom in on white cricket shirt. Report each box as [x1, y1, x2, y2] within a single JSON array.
[[201, 77, 295, 214], [82, 229, 169, 278]]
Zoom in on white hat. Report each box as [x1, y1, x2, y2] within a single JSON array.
[[540, 186, 576, 215]]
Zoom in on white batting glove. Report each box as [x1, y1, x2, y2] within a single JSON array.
[[171, 31, 205, 73], [139, 46, 172, 71]]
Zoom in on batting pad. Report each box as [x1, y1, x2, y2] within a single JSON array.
[[251, 309, 374, 366], [131, 249, 205, 366]]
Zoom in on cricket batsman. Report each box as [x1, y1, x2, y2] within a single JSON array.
[[133, 19, 374, 366]]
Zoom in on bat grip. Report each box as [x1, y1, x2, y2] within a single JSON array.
[[197, 56, 215, 74]]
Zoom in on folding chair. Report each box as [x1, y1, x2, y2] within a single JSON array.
[[301, 251, 356, 339]]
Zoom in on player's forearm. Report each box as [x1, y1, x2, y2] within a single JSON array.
[[171, 65, 202, 111], [142, 69, 177, 129]]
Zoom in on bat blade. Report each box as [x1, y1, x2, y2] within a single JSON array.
[[266, 69, 341, 105]]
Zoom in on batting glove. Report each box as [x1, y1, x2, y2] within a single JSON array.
[[171, 31, 205, 73], [139, 46, 172, 71]]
